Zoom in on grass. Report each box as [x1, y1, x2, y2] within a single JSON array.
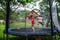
[[10, 22, 42, 28], [0, 23, 5, 38]]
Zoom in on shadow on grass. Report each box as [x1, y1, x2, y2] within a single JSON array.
[[8, 36, 26, 40], [0, 36, 25, 40], [8, 35, 51, 40], [0, 36, 35, 40], [0, 35, 52, 40]]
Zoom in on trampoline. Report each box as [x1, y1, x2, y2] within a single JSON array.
[[4, 27, 58, 36], [5, 1, 60, 40]]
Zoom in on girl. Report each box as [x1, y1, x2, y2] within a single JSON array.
[[31, 15, 35, 31], [37, 16, 43, 26]]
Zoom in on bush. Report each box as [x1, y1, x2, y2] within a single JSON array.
[[58, 13, 60, 24]]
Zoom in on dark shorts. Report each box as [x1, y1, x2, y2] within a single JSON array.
[[38, 22, 43, 25]]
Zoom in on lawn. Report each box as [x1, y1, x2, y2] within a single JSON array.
[[10, 22, 42, 28], [0, 23, 5, 38]]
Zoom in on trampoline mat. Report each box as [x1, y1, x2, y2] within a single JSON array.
[[7, 27, 55, 35], [11, 28, 51, 32]]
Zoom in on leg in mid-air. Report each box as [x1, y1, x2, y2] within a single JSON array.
[[38, 22, 44, 27]]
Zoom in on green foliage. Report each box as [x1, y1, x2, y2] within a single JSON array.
[[58, 8, 60, 13], [10, 10, 29, 20], [17, 0, 34, 5], [20, 10, 29, 18], [0, 9, 5, 20], [10, 12, 19, 20], [17, 0, 26, 5], [58, 7, 60, 23], [54, 34, 60, 40], [56, 0, 60, 3], [0, 0, 34, 20], [58, 13, 60, 23]]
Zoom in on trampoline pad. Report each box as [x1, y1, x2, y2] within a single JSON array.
[[8, 27, 53, 35]]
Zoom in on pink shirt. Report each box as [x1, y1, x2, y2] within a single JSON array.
[[37, 17, 43, 22]]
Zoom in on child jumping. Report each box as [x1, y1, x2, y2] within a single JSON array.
[[37, 16, 44, 26], [31, 15, 35, 31]]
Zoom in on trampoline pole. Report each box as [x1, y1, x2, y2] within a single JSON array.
[[26, 35, 28, 40], [25, 0, 28, 40], [49, 0, 54, 40], [6, 0, 11, 40]]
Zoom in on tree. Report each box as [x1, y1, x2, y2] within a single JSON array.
[[0, 0, 34, 20], [0, 9, 5, 20]]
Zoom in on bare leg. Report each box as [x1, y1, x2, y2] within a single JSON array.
[[32, 27, 35, 31], [32, 24, 35, 31]]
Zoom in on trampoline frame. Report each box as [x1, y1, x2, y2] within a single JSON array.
[[5, 0, 56, 40]]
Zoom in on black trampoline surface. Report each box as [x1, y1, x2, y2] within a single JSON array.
[[6, 27, 57, 36]]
